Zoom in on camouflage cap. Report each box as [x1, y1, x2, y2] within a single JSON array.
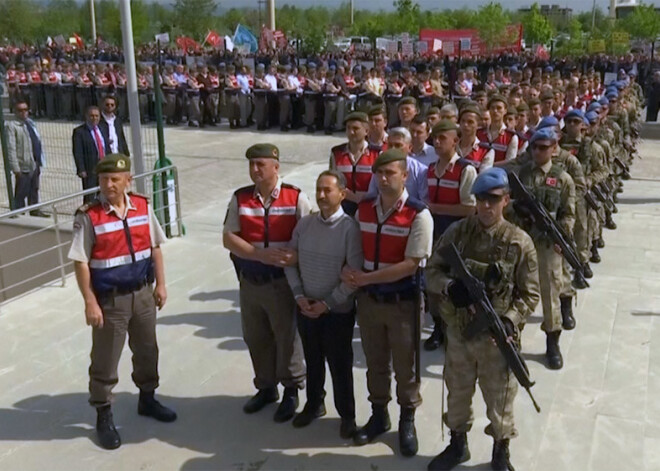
[[431, 119, 460, 137], [344, 111, 369, 124], [95, 154, 131, 174], [246, 143, 280, 160], [372, 148, 407, 172]]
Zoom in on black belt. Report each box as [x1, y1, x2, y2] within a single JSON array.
[[366, 291, 416, 304], [98, 279, 151, 299], [241, 272, 285, 286]]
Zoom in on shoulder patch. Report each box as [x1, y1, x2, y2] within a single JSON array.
[[405, 196, 427, 212], [234, 184, 256, 196], [331, 143, 348, 153], [281, 182, 301, 192], [128, 191, 150, 203], [76, 200, 101, 213]]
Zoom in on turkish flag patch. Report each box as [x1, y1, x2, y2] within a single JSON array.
[[546, 177, 557, 187]]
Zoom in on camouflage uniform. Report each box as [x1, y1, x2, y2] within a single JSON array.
[[427, 215, 540, 439]]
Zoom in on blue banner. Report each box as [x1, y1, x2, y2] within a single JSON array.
[[233, 24, 258, 53]]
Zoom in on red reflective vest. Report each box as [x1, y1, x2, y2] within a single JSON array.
[[423, 81, 432, 94], [247, 75, 254, 88], [18, 72, 27, 84], [48, 72, 58, 83], [344, 75, 356, 88], [427, 159, 469, 205], [331, 143, 380, 194], [210, 75, 220, 87], [462, 145, 490, 169], [477, 127, 515, 163], [7, 70, 16, 82], [228, 75, 238, 88], [30, 71, 41, 83], [87, 194, 153, 294]]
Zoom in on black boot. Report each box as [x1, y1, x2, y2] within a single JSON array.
[[428, 430, 470, 470], [560, 296, 576, 330], [96, 405, 121, 450], [491, 438, 515, 471], [572, 273, 589, 290], [340, 418, 357, 439], [292, 402, 326, 428], [545, 331, 563, 370], [424, 322, 443, 351], [590, 245, 601, 264], [399, 407, 418, 457], [273, 387, 299, 423], [596, 237, 605, 249], [353, 404, 391, 446], [138, 391, 177, 422], [583, 263, 593, 279], [605, 212, 617, 230], [243, 387, 279, 414]]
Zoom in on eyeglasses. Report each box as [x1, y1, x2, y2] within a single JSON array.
[[532, 143, 553, 151]]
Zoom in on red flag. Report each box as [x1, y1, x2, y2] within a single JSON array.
[[535, 44, 549, 61], [176, 36, 200, 52], [73, 33, 84, 49], [205, 30, 223, 48]]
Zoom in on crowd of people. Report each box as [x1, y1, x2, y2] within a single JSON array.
[[63, 44, 641, 471]]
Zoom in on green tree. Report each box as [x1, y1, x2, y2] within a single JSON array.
[[556, 18, 584, 56], [0, 0, 40, 43], [39, 0, 83, 39], [473, 2, 511, 51], [621, 3, 660, 42], [391, 0, 421, 34], [523, 3, 554, 46], [173, 0, 218, 37]]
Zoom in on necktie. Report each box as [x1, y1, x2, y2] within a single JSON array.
[[93, 127, 105, 160]]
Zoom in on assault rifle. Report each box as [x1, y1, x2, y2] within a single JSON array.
[[613, 157, 631, 180], [440, 243, 541, 413], [508, 172, 589, 289]]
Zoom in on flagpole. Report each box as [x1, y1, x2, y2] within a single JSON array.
[[90, 0, 97, 44], [201, 30, 209, 49]]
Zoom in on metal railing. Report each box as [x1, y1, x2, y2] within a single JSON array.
[[0, 165, 182, 304]]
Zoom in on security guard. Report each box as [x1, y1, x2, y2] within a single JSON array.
[[511, 128, 575, 370], [223, 143, 310, 423], [477, 95, 518, 166], [329, 111, 381, 216], [68, 154, 176, 450], [426, 167, 540, 471], [343, 148, 433, 457]]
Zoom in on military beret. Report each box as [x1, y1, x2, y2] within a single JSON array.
[[586, 102, 602, 113], [431, 119, 460, 137], [539, 90, 555, 101], [384, 66, 392, 74], [614, 81, 625, 90], [606, 90, 619, 99], [516, 102, 530, 113], [474, 90, 488, 98], [544, 65, 554, 73], [372, 148, 407, 172], [527, 98, 541, 107], [529, 127, 558, 145], [398, 96, 417, 107], [536, 116, 559, 130], [510, 66, 519, 73], [367, 105, 386, 117], [427, 106, 441, 115], [459, 104, 482, 120], [598, 96, 610, 106], [344, 111, 369, 124], [565, 109, 585, 121], [246, 143, 279, 160], [95, 153, 131, 174], [487, 94, 507, 108], [471, 167, 509, 195], [410, 66, 417, 73], [307, 62, 317, 69], [585, 111, 599, 124]]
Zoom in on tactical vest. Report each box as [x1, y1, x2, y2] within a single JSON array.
[[477, 127, 515, 163], [427, 158, 470, 239], [331, 143, 380, 193]]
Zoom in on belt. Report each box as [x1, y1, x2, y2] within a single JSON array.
[[366, 291, 416, 304], [241, 272, 285, 286], [97, 279, 151, 299]]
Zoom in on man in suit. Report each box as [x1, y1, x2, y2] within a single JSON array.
[[73, 106, 111, 203], [99, 95, 130, 156]]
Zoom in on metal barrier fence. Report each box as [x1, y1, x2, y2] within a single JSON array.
[[0, 165, 182, 304], [0, 117, 159, 215]]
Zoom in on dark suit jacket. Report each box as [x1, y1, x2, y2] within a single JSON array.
[[99, 115, 130, 156], [72, 124, 112, 177]]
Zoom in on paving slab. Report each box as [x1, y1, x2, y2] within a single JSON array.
[[1, 129, 660, 470]]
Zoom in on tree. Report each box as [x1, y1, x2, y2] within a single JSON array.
[[523, 3, 554, 46], [173, 0, 218, 37], [0, 0, 40, 43], [473, 2, 511, 51], [391, 0, 421, 34], [39, 0, 83, 39], [621, 3, 660, 42], [556, 18, 584, 57]]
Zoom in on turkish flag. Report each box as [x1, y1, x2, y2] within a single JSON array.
[[73, 33, 85, 49], [176, 36, 200, 52], [205, 30, 223, 48]]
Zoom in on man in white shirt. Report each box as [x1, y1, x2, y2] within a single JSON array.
[[99, 96, 129, 156], [409, 116, 438, 167]]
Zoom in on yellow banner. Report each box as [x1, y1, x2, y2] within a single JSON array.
[[612, 32, 630, 44], [588, 40, 606, 53]]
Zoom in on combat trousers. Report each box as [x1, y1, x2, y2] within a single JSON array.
[[278, 93, 291, 129], [14, 168, 40, 208], [444, 326, 518, 440], [356, 292, 421, 408], [588, 206, 600, 246], [536, 242, 563, 333], [225, 92, 240, 125], [239, 276, 305, 390], [254, 92, 268, 128], [297, 309, 356, 419], [187, 93, 201, 124], [323, 97, 340, 131], [303, 93, 318, 127], [89, 285, 159, 407], [238, 93, 251, 127]]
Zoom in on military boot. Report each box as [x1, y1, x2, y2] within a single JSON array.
[[243, 387, 279, 414], [560, 296, 576, 330], [424, 322, 443, 351], [572, 273, 589, 290], [96, 405, 121, 450], [491, 438, 515, 471], [353, 404, 391, 446], [605, 211, 617, 230], [583, 263, 593, 279], [428, 430, 470, 470], [545, 331, 563, 370], [590, 245, 601, 264], [399, 407, 418, 457], [596, 237, 605, 249], [274, 387, 299, 423], [138, 391, 177, 422]]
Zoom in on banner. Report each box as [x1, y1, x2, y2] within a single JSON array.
[[588, 39, 606, 53], [433, 38, 442, 52], [402, 42, 414, 56], [73, 33, 84, 49], [260, 26, 287, 50], [376, 37, 389, 50], [416, 41, 428, 53], [176, 36, 200, 52], [233, 24, 258, 53], [386, 40, 398, 54], [205, 30, 223, 48], [224, 35, 234, 52], [419, 25, 523, 58], [155, 32, 170, 44]]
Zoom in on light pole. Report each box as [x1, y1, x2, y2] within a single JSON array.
[[350, 0, 354, 25], [90, 0, 97, 44], [267, 0, 276, 30]]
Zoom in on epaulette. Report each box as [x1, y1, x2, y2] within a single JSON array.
[[281, 182, 302, 192], [75, 199, 101, 214], [128, 191, 149, 203]]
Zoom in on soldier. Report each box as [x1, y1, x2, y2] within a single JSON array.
[[61, 63, 77, 120], [224, 64, 241, 129], [323, 68, 344, 135], [161, 66, 178, 125], [477, 95, 518, 167], [278, 65, 296, 132], [68, 154, 176, 450], [223, 143, 310, 423], [343, 148, 433, 457], [26, 63, 44, 118], [329, 112, 380, 216], [366, 106, 388, 149], [515, 102, 532, 157], [457, 104, 494, 172], [253, 64, 271, 130], [185, 68, 203, 127], [303, 63, 322, 133], [76, 65, 94, 121], [42, 63, 61, 120], [398, 96, 419, 129], [510, 128, 575, 370], [385, 69, 406, 128], [426, 167, 540, 471]]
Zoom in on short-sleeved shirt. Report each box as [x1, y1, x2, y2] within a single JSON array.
[[223, 178, 313, 234], [427, 153, 478, 207], [68, 192, 167, 263]]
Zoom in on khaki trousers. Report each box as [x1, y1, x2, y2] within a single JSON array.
[[89, 285, 159, 407], [536, 242, 563, 333]]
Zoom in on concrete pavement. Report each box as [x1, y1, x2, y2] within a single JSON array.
[[1, 127, 659, 470]]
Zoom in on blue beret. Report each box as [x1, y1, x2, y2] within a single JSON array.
[[586, 102, 601, 112], [471, 167, 509, 195], [598, 96, 609, 106], [606, 90, 619, 99], [329, 65, 336, 71], [614, 81, 625, 90], [544, 66, 553, 73], [384, 66, 392, 73], [410, 66, 417, 73], [510, 66, 519, 73], [565, 109, 584, 121], [529, 127, 558, 144], [536, 116, 559, 130], [583, 116, 590, 126], [307, 62, 316, 68], [585, 111, 599, 124]]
